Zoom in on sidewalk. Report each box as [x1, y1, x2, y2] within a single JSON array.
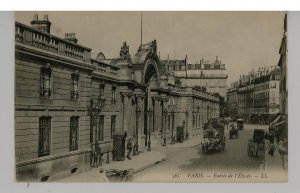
[[264, 140, 288, 180], [169, 135, 202, 148], [56, 150, 166, 182]]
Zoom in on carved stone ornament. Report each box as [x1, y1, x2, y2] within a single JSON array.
[[120, 42, 131, 60]]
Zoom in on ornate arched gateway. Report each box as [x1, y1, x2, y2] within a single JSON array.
[[132, 40, 169, 146]]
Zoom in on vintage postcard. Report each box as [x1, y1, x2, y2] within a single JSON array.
[[14, 11, 288, 183]]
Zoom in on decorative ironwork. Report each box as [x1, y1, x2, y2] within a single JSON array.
[[71, 70, 80, 100], [38, 116, 51, 157], [40, 63, 52, 98], [70, 116, 79, 151]]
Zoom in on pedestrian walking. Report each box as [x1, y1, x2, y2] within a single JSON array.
[[127, 137, 133, 160], [278, 137, 288, 170]]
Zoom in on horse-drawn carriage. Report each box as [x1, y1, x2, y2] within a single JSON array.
[[105, 168, 134, 182], [247, 129, 265, 157], [201, 118, 226, 154], [229, 122, 239, 139]]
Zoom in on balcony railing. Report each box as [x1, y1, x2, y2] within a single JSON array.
[[15, 22, 91, 62], [168, 87, 219, 101]]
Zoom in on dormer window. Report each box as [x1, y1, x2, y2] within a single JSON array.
[[40, 63, 52, 98], [71, 70, 80, 100]]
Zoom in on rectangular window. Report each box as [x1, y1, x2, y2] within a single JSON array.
[[71, 72, 80, 100], [98, 115, 104, 141], [100, 84, 105, 98], [70, 116, 79, 151], [112, 86, 116, 104], [40, 64, 52, 98], [111, 115, 116, 139], [38, 116, 51, 157]]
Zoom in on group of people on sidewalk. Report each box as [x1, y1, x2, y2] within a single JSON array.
[[264, 125, 288, 170], [126, 136, 140, 160]]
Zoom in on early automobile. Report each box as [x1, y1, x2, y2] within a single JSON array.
[[237, 119, 244, 130], [247, 129, 265, 157], [201, 118, 226, 154]]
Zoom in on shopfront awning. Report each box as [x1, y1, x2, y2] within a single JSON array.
[[273, 120, 286, 127], [270, 115, 281, 127]]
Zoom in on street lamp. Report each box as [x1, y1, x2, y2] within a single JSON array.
[[89, 98, 105, 167], [163, 109, 168, 146], [147, 108, 153, 151]]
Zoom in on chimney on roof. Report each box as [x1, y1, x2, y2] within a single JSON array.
[[31, 13, 51, 33], [64, 33, 78, 44]]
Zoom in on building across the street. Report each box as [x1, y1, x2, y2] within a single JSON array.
[[161, 55, 228, 98], [227, 81, 239, 120], [227, 66, 281, 124], [15, 14, 220, 182]]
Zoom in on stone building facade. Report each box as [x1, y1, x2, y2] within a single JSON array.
[[278, 13, 288, 115], [227, 81, 239, 120], [15, 15, 220, 182], [227, 67, 281, 124], [161, 56, 228, 98]]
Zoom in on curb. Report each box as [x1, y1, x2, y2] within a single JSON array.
[[133, 154, 167, 174]]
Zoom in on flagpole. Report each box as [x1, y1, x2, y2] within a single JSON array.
[[140, 11, 143, 46]]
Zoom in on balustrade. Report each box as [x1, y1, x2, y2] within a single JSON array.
[[15, 22, 90, 62]]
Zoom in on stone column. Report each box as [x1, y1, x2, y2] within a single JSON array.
[[121, 92, 132, 134], [152, 97, 155, 132], [135, 94, 145, 149]]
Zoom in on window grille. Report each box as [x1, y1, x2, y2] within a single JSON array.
[[71, 71, 80, 99], [40, 64, 52, 98], [70, 116, 79, 151], [38, 116, 51, 157]]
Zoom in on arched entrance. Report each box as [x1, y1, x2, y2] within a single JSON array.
[[143, 60, 160, 146]]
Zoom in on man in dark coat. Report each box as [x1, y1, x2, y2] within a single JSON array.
[[127, 137, 133, 160]]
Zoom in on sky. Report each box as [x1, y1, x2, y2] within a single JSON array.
[[15, 11, 285, 85]]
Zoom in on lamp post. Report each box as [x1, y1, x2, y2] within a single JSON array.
[[163, 109, 168, 146], [89, 98, 105, 167], [147, 108, 153, 151]]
